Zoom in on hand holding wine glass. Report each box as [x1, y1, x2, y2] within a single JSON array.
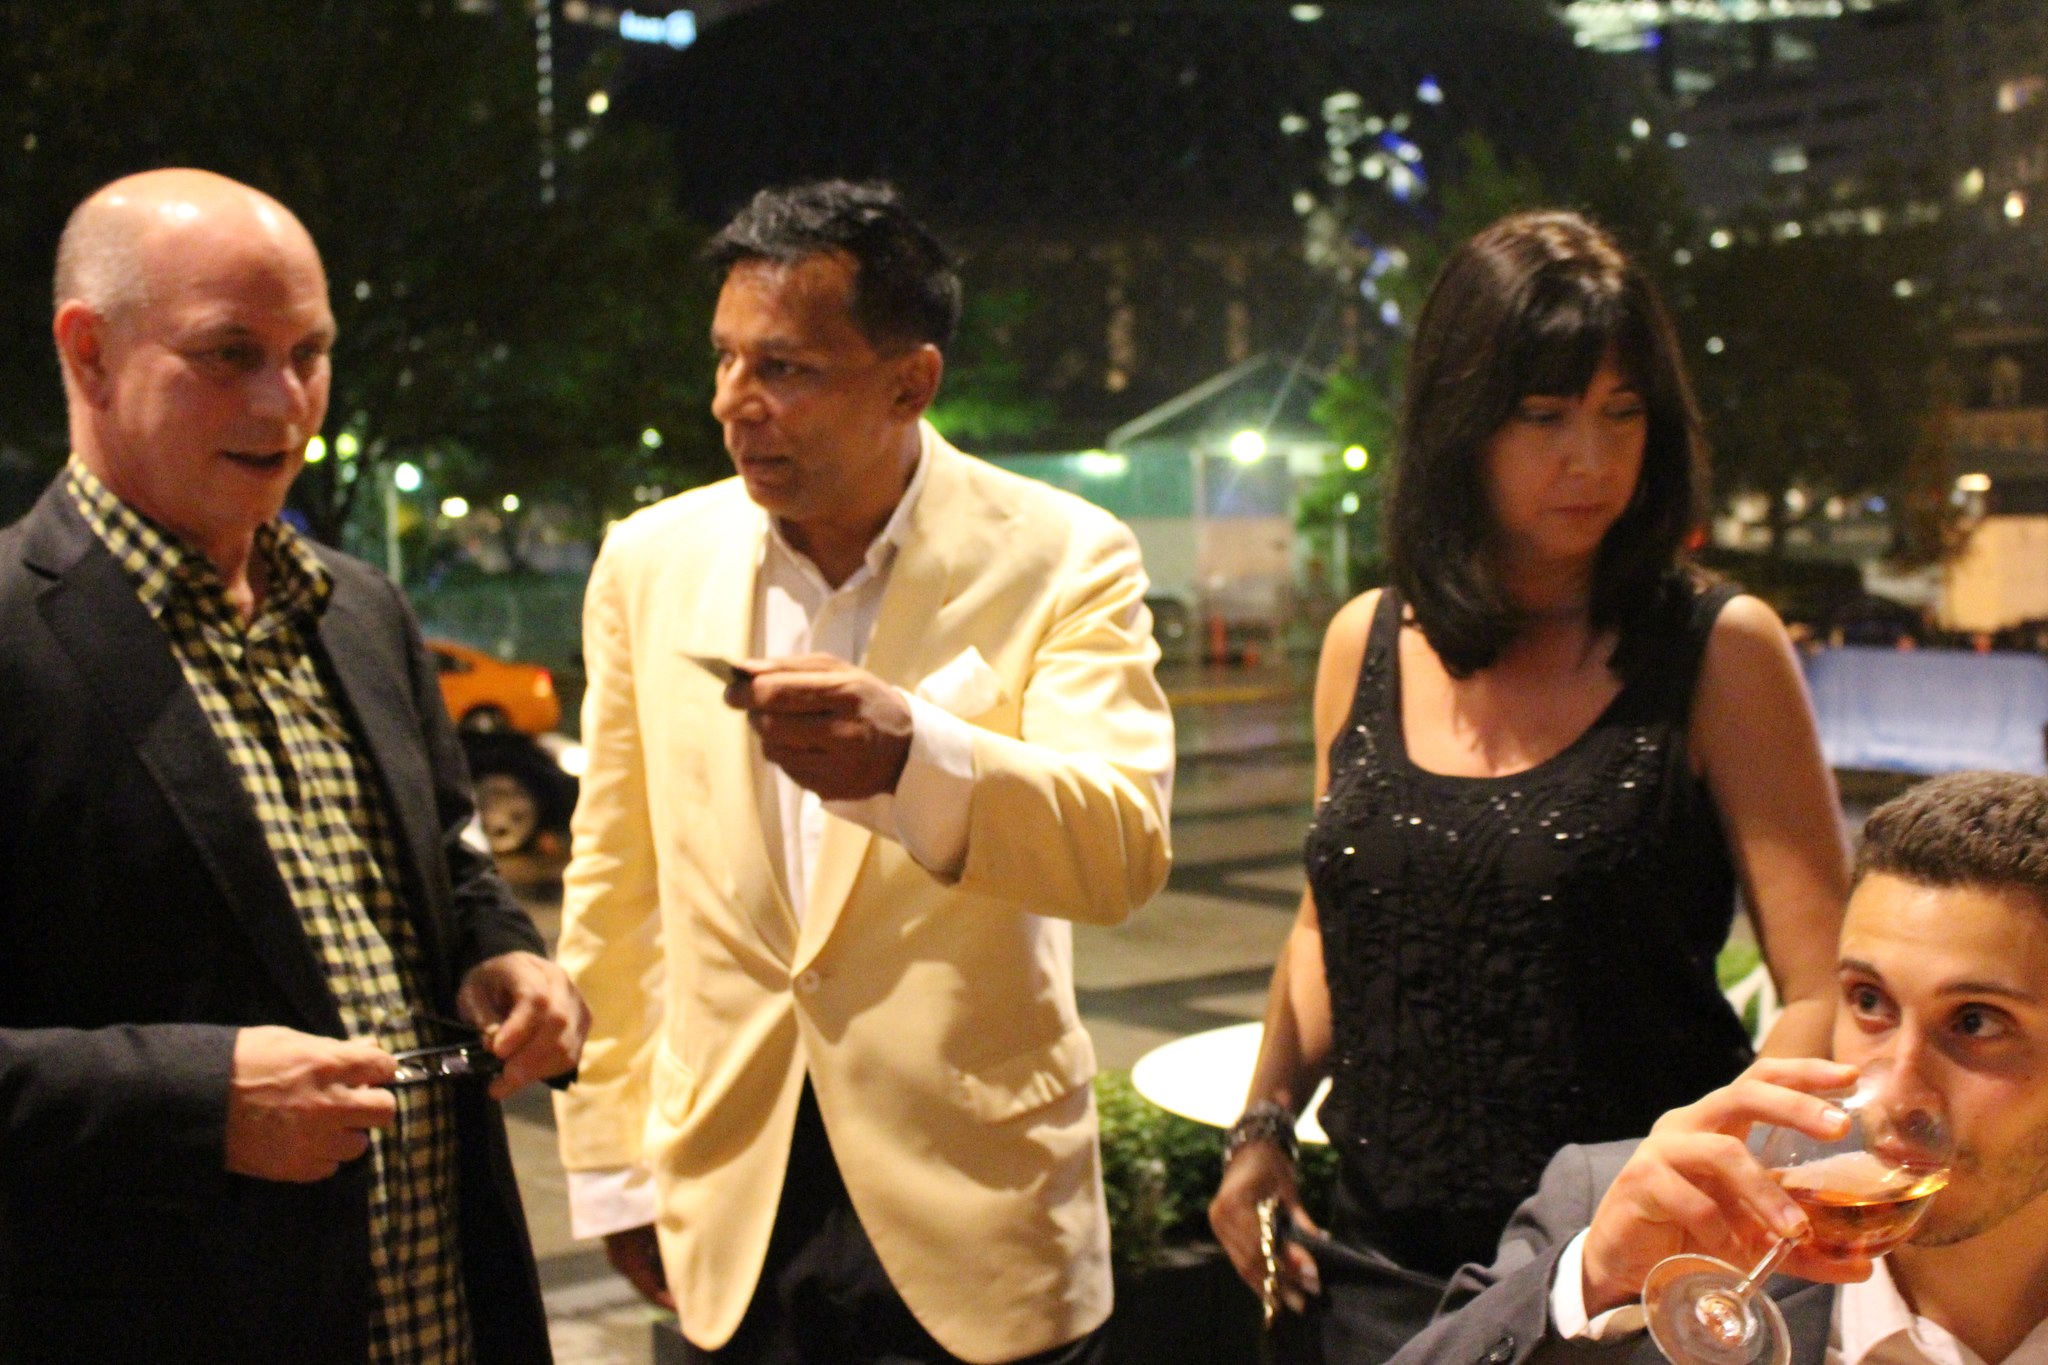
[[1578, 1057, 1863, 1320], [1643, 1059, 1952, 1365]]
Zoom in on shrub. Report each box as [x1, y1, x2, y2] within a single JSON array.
[[1095, 1070, 1340, 1276]]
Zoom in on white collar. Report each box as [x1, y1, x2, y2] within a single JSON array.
[[1839, 1259, 2048, 1365], [762, 423, 933, 587]]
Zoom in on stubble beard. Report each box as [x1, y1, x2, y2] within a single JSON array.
[[1909, 1124, 2048, 1248]]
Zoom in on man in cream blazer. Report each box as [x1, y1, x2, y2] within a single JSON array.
[[554, 181, 1174, 1365]]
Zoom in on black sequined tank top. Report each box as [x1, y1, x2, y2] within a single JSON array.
[[1305, 583, 1752, 1278]]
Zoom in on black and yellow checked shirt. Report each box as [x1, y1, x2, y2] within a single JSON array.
[[67, 460, 473, 1365]]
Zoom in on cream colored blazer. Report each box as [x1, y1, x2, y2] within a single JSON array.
[[553, 429, 1174, 1362]]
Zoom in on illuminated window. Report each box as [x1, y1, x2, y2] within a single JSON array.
[[1991, 356, 2023, 408], [1998, 75, 2046, 114], [1772, 32, 1817, 65]]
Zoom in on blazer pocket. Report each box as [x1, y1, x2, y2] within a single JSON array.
[[652, 1046, 699, 1126], [913, 645, 1010, 720], [954, 1025, 1098, 1124]]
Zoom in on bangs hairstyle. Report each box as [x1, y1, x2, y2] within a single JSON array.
[[1388, 209, 1709, 678], [705, 179, 962, 351], [1856, 770, 2048, 913]]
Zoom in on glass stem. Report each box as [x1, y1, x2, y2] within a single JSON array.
[[1731, 1236, 1796, 1299]]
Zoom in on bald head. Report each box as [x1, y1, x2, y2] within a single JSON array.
[[51, 169, 335, 585], [53, 169, 319, 321]]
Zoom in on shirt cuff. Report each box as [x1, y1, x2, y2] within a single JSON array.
[[823, 690, 974, 879], [1551, 1229, 1650, 1341], [567, 1165, 660, 1241]]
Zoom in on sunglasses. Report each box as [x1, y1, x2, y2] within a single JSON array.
[[389, 1040, 504, 1087], [385, 1009, 503, 1088]]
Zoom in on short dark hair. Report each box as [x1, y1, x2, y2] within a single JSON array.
[[705, 180, 962, 350], [1387, 210, 1709, 678], [1856, 771, 2048, 910]]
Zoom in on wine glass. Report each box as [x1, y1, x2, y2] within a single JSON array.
[[1643, 1060, 1952, 1365]]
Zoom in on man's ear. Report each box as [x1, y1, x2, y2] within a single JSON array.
[[53, 301, 114, 406], [890, 343, 944, 420]]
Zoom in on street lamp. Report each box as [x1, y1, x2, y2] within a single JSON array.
[[1077, 450, 1128, 478], [1186, 430, 1271, 662], [1334, 490, 1363, 596], [386, 461, 422, 584]]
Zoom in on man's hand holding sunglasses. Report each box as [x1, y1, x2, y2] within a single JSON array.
[[226, 1027, 399, 1183], [456, 951, 591, 1101]]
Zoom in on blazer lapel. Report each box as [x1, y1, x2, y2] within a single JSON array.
[[26, 493, 341, 1034], [794, 440, 965, 970], [685, 503, 800, 964], [315, 573, 457, 1003]]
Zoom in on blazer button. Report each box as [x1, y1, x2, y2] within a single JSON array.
[[795, 969, 822, 995], [1482, 1332, 1516, 1365]]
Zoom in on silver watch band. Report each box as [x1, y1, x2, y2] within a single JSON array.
[[1222, 1099, 1299, 1167]]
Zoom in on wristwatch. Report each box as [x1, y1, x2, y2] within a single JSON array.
[[1222, 1099, 1299, 1167]]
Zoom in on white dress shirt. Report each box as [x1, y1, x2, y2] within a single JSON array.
[[568, 437, 980, 1239], [751, 441, 976, 914], [1551, 1231, 2048, 1365]]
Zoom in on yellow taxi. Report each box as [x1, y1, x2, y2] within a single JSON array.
[[427, 638, 562, 735]]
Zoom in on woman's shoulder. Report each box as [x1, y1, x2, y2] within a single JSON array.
[[1324, 587, 1384, 649], [1312, 589, 1386, 735], [1707, 595, 1796, 661], [1689, 577, 1792, 653], [1616, 572, 1786, 696], [1705, 588, 1786, 634], [1668, 566, 1783, 628], [1638, 571, 1782, 653], [1693, 586, 1805, 715]]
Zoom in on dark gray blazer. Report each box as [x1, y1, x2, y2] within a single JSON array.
[[1389, 1141, 1835, 1365], [0, 481, 553, 1364]]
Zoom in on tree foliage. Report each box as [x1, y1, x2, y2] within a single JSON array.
[[1679, 224, 1946, 557], [0, 0, 724, 542], [925, 288, 1057, 449]]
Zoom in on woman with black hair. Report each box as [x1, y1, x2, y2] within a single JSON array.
[[1209, 211, 1847, 1363]]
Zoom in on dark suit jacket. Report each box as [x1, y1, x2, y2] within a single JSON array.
[[1389, 1141, 1834, 1365], [0, 482, 553, 1364]]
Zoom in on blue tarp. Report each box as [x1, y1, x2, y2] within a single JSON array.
[[1803, 646, 2048, 776]]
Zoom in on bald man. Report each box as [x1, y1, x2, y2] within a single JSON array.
[[0, 170, 580, 1363]]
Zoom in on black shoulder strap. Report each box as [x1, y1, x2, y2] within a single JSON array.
[[1671, 580, 1743, 722], [1332, 587, 1406, 743], [1369, 585, 1405, 658]]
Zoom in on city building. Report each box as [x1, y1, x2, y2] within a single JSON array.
[[1562, 0, 1943, 247], [1934, 1, 2048, 629], [1568, 0, 2048, 629]]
